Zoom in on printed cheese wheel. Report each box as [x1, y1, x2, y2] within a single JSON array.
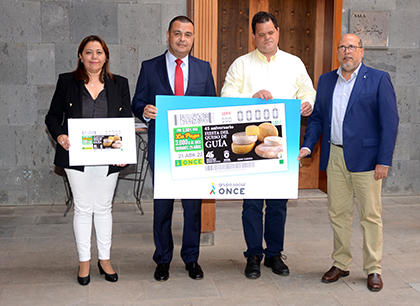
[[255, 143, 283, 158], [232, 142, 255, 154], [258, 123, 278, 142], [264, 136, 282, 146], [246, 125, 259, 136], [232, 132, 257, 145]]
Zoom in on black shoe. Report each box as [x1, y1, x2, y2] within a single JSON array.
[[185, 261, 204, 280], [77, 267, 90, 286], [154, 263, 170, 281], [245, 255, 261, 279], [264, 254, 289, 276], [98, 260, 118, 282]]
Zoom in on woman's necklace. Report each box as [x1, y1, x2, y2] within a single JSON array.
[[88, 79, 99, 87]]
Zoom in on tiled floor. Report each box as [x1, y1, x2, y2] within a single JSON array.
[[0, 194, 420, 305]]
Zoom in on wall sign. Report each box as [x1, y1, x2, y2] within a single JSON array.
[[350, 11, 389, 48]]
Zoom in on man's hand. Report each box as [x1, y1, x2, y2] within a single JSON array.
[[374, 164, 389, 181], [297, 148, 310, 167], [301, 102, 312, 117], [143, 104, 158, 119], [252, 89, 273, 100]]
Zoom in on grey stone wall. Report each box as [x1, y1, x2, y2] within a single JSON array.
[[342, 0, 420, 195], [0, 0, 185, 205], [0, 0, 419, 206]]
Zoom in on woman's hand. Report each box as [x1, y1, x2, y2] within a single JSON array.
[[57, 134, 70, 151]]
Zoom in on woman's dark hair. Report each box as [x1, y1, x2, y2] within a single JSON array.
[[73, 35, 114, 83]]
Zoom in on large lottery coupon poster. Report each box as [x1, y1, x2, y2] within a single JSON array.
[[154, 96, 301, 199]]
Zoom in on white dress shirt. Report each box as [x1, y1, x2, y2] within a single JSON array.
[[143, 51, 189, 122], [330, 64, 361, 145], [166, 51, 189, 95], [221, 48, 316, 106]]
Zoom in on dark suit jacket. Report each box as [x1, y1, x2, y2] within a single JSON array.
[[131, 52, 217, 168], [302, 63, 399, 172], [45, 72, 132, 175]]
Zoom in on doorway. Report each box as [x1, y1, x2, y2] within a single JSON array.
[[188, 0, 342, 190]]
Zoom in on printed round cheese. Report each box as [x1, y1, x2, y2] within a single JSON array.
[[232, 142, 255, 154], [264, 136, 282, 146], [255, 143, 283, 158], [258, 123, 278, 142], [232, 132, 257, 145]]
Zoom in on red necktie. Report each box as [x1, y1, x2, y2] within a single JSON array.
[[175, 59, 184, 96]]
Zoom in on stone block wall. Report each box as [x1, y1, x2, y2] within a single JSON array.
[[0, 0, 185, 205], [342, 0, 420, 195], [0, 0, 419, 206]]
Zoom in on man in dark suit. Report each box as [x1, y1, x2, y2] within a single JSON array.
[[131, 16, 216, 281], [298, 33, 399, 292]]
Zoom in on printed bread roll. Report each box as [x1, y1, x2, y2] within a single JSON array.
[[264, 136, 282, 146], [232, 132, 257, 145], [246, 125, 259, 136], [258, 123, 278, 142], [255, 143, 283, 158], [232, 142, 255, 154]]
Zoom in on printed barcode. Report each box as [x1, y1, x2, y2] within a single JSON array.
[[174, 112, 213, 126], [205, 162, 255, 171]]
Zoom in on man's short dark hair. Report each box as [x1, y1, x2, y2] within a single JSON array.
[[252, 11, 278, 34], [168, 15, 194, 32]]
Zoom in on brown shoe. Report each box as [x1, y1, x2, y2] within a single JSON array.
[[321, 266, 350, 283], [367, 273, 383, 292]]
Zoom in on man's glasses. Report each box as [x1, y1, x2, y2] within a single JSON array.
[[337, 45, 363, 52]]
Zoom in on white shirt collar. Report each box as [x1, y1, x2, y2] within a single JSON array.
[[337, 62, 362, 80], [166, 50, 189, 66]]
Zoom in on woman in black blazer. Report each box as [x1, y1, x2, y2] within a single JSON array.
[[45, 35, 132, 286]]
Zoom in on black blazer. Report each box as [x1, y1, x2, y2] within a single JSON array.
[[45, 72, 132, 175]]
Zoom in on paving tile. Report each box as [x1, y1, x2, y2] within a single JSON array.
[[386, 196, 420, 204], [190, 296, 281, 306], [0, 237, 26, 253], [214, 274, 283, 297], [24, 235, 75, 252], [394, 287, 420, 305], [0, 196, 419, 305], [200, 242, 245, 262], [410, 283, 420, 292], [391, 267, 420, 284], [388, 251, 420, 268], [0, 207, 14, 215], [331, 288, 411, 306], [12, 224, 73, 238], [270, 270, 352, 294], [0, 283, 89, 305], [275, 292, 341, 305], [88, 280, 145, 304], [0, 225, 17, 238], [125, 299, 192, 306], [142, 278, 219, 300], [0, 266, 75, 286]]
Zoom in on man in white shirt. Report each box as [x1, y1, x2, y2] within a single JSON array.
[[221, 11, 316, 279]]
